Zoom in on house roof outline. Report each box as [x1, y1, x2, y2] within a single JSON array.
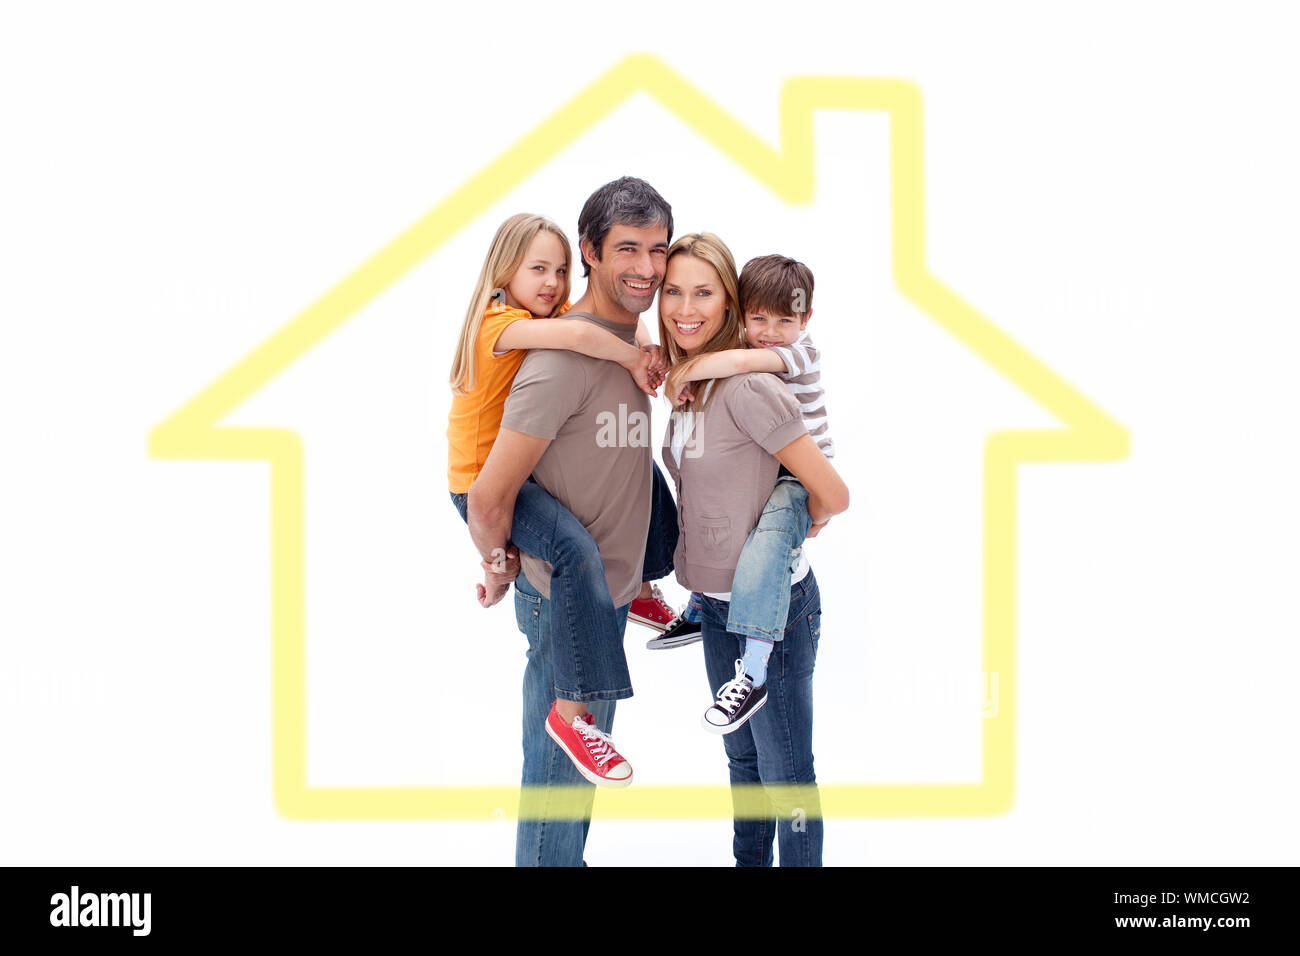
[[149, 53, 1129, 822]]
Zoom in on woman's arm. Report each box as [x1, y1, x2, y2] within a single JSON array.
[[773, 435, 849, 527], [494, 318, 655, 395]]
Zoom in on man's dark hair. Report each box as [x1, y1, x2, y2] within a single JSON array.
[[576, 177, 674, 277]]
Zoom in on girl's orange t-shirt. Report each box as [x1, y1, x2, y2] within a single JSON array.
[[446, 300, 570, 494]]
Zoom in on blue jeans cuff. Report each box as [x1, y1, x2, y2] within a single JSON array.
[[724, 620, 787, 642]]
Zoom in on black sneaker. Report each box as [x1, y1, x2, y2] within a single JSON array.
[[701, 660, 767, 734], [645, 614, 703, 650]]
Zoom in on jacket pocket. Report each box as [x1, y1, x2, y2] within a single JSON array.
[[698, 515, 731, 555]]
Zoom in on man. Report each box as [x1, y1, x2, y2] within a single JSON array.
[[466, 177, 673, 866]]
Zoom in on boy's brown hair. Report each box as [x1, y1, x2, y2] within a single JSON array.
[[738, 254, 814, 321]]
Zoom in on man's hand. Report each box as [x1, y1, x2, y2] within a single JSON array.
[[806, 518, 830, 538], [467, 428, 549, 606], [475, 544, 520, 608]]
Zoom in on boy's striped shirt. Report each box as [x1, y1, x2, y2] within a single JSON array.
[[768, 331, 834, 458]]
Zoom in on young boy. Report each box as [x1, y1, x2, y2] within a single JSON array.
[[649, 254, 835, 733]]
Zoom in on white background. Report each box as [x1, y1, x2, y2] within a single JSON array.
[[2, 1, 1297, 866]]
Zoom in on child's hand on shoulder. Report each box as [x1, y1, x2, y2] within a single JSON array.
[[620, 348, 658, 397], [669, 380, 696, 407], [642, 344, 668, 391]]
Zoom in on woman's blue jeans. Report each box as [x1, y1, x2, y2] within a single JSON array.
[[700, 570, 823, 867], [451, 461, 677, 702]]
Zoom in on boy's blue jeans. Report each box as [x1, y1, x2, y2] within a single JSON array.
[[723, 477, 813, 642], [451, 462, 676, 701], [512, 571, 629, 866], [700, 571, 823, 866]]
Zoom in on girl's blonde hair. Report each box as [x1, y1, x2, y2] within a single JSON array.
[[449, 213, 572, 396], [658, 232, 744, 412]]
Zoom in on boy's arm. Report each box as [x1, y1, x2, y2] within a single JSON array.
[[494, 319, 655, 395], [667, 348, 786, 405], [677, 348, 786, 382]]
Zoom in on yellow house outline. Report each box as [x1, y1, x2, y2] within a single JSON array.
[[149, 53, 1128, 821]]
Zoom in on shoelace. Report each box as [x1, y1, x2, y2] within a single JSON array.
[[711, 660, 752, 716], [649, 584, 676, 616], [575, 717, 621, 768]]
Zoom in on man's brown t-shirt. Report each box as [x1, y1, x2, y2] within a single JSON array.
[[499, 312, 652, 607]]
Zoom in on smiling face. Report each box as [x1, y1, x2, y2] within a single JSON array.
[[503, 230, 568, 317], [660, 253, 729, 355], [582, 223, 669, 319], [744, 309, 808, 349]]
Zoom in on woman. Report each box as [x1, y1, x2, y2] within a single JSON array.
[[658, 233, 849, 867]]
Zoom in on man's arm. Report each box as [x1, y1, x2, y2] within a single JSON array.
[[466, 427, 551, 607]]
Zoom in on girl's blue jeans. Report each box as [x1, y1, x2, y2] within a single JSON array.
[[451, 461, 677, 702], [700, 570, 823, 867]]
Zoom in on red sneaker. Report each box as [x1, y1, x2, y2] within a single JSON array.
[[544, 704, 634, 788], [628, 584, 679, 633]]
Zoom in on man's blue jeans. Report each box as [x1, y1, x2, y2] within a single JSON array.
[[725, 477, 813, 642], [700, 571, 823, 867], [450, 461, 677, 701], [642, 458, 678, 582], [513, 570, 629, 866]]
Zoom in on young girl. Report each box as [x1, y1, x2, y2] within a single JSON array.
[[446, 213, 677, 786]]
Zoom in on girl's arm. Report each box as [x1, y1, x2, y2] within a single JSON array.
[[773, 435, 849, 527], [494, 318, 655, 394], [494, 317, 640, 364], [635, 319, 667, 391]]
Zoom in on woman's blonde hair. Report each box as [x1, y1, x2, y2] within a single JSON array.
[[658, 232, 744, 411], [449, 213, 572, 396]]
